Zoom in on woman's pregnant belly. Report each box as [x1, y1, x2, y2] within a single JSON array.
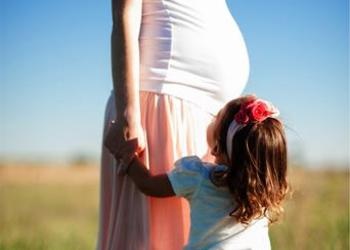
[[139, 0, 249, 114]]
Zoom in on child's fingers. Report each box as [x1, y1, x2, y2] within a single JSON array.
[[104, 120, 124, 159]]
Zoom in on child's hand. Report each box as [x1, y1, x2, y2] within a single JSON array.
[[104, 120, 145, 172]]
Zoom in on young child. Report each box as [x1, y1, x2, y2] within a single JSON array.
[[105, 95, 289, 250]]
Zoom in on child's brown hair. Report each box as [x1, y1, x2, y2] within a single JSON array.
[[214, 96, 289, 224]]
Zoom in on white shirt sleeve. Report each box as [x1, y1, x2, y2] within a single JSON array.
[[167, 156, 205, 200]]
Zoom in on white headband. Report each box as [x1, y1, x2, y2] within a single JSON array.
[[226, 120, 244, 161]]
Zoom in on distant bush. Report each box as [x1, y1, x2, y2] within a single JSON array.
[[69, 154, 97, 166]]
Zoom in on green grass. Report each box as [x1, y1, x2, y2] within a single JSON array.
[[0, 166, 99, 250], [0, 166, 348, 250], [270, 169, 349, 250]]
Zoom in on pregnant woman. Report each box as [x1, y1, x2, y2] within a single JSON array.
[[96, 0, 250, 249]]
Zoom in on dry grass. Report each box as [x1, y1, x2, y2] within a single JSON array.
[[0, 164, 98, 185], [0, 164, 99, 250], [0, 164, 349, 250], [270, 167, 349, 250]]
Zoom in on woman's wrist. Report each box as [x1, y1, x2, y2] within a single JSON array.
[[117, 105, 141, 123]]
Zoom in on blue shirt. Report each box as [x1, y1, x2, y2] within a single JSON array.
[[167, 156, 271, 250]]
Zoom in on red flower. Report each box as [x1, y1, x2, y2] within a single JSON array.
[[234, 98, 278, 124], [235, 110, 250, 124], [246, 100, 270, 122]]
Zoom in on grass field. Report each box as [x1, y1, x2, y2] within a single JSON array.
[[0, 164, 349, 250]]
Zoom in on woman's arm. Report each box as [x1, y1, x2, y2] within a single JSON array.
[[111, 0, 144, 147], [127, 157, 176, 198]]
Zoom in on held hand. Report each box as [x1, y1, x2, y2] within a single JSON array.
[[124, 121, 146, 155], [104, 120, 145, 161]]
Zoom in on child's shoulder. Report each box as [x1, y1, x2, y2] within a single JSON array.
[[175, 155, 202, 166], [168, 156, 212, 199], [173, 156, 211, 177], [174, 156, 222, 179]]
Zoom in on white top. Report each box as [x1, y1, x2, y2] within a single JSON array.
[[167, 156, 271, 250], [139, 0, 250, 115]]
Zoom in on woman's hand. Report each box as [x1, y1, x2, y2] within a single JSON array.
[[104, 119, 145, 161]]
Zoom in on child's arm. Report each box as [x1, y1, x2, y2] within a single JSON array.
[[127, 156, 176, 198]]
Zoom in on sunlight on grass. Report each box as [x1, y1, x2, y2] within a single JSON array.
[[0, 166, 99, 250], [0, 165, 349, 250], [270, 168, 349, 250]]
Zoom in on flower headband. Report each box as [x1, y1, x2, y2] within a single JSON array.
[[226, 97, 280, 160]]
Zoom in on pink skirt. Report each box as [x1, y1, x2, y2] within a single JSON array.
[[96, 91, 213, 250]]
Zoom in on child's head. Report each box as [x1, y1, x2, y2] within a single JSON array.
[[207, 95, 289, 224]]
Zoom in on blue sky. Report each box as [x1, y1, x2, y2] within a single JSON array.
[[1, 0, 349, 167]]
